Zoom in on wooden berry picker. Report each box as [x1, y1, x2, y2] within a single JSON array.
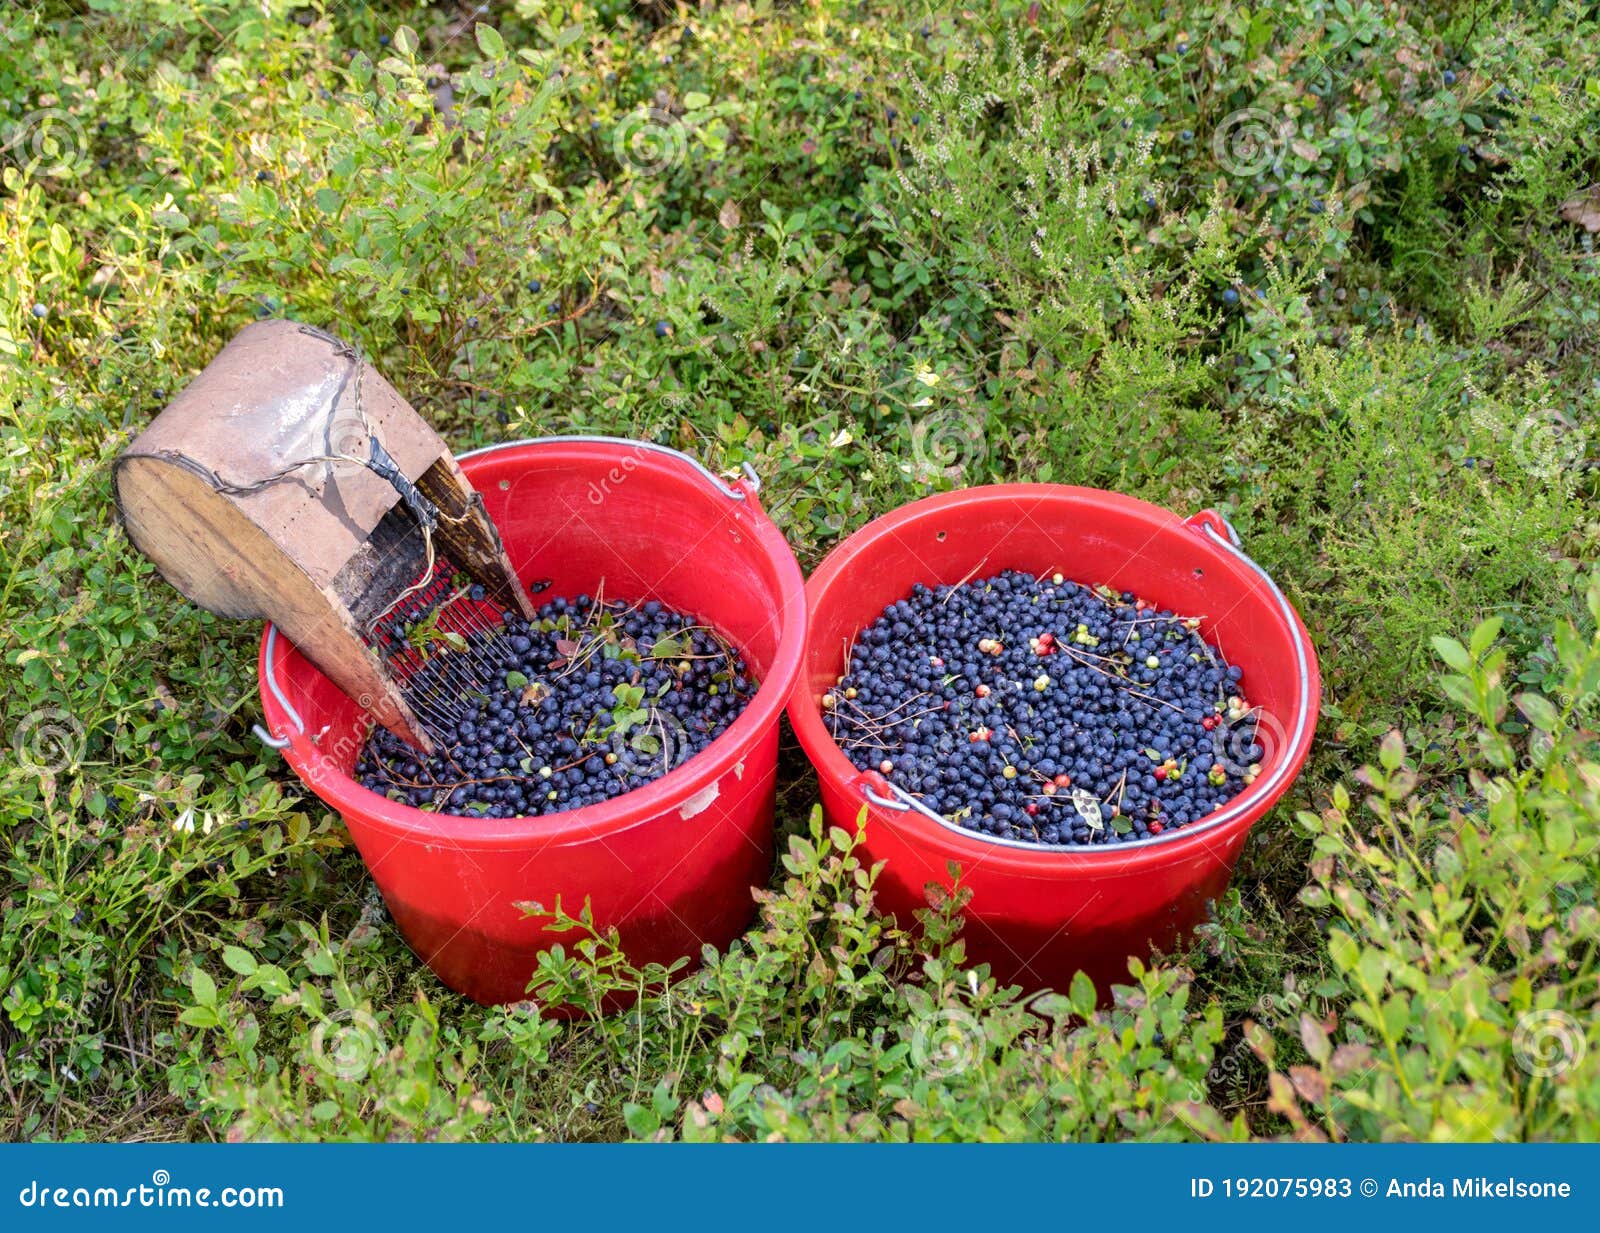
[[113, 319, 536, 755]]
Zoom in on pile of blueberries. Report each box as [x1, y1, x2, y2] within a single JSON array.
[[827, 571, 1265, 846], [357, 595, 754, 818]]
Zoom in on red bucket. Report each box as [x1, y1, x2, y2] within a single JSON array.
[[786, 484, 1319, 994], [257, 437, 806, 1005]]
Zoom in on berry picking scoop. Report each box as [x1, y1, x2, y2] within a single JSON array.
[[113, 319, 535, 754]]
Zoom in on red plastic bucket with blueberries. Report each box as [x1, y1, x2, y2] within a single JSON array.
[[256, 438, 806, 1006], [786, 484, 1319, 995]]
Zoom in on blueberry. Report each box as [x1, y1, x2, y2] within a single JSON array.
[[829, 571, 1256, 847], [30, 303, 47, 319], [358, 596, 753, 820], [654, 320, 672, 338], [1222, 288, 1239, 304], [1442, 69, 1457, 85], [526, 279, 542, 293]]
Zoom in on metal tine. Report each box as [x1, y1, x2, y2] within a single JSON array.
[[358, 546, 535, 750], [407, 693, 467, 739]]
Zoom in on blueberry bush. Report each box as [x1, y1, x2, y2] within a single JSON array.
[[1, 0, 1596, 1141]]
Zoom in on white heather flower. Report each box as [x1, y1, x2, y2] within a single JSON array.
[[172, 808, 195, 835]]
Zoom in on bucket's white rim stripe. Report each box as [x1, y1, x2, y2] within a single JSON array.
[[261, 623, 307, 737], [862, 514, 1315, 855], [457, 434, 758, 499]]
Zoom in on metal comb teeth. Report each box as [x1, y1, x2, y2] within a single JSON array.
[[363, 555, 514, 747]]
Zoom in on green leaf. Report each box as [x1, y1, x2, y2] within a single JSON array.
[[178, 1005, 220, 1029], [1328, 930, 1358, 972], [1430, 636, 1472, 673], [1439, 674, 1479, 713], [622, 1102, 659, 1136], [1544, 811, 1576, 855], [1377, 729, 1405, 771], [1516, 691, 1560, 732], [190, 968, 217, 1007], [1068, 969, 1097, 1018], [393, 24, 418, 56], [1356, 948, 1388, 998], [248, 964, 293, 997], [650, 634, 684, 660], [476, 23, 507, 58], [221, 946, 257, 977], [1469, 615, 1503, 659], [505, 670, 529, 690], [1299, 1013, 1331, 1063], [683, 91, 711, 110]]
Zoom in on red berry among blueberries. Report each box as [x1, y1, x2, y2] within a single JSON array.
[[826, 571, 1263, 846], [356, 595, 755, 818]]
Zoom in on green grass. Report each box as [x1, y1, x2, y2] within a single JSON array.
[[1, 0, 1597, 1141]]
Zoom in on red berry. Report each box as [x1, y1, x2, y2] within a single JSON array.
[[1149, 821, 1164, 835], [1153, 766, 1168, 781], [1025, 803, 1039, 816]]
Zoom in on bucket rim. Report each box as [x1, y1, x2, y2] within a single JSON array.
[[257, 437, 807, 845], [785, 482, 1320, 862]]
